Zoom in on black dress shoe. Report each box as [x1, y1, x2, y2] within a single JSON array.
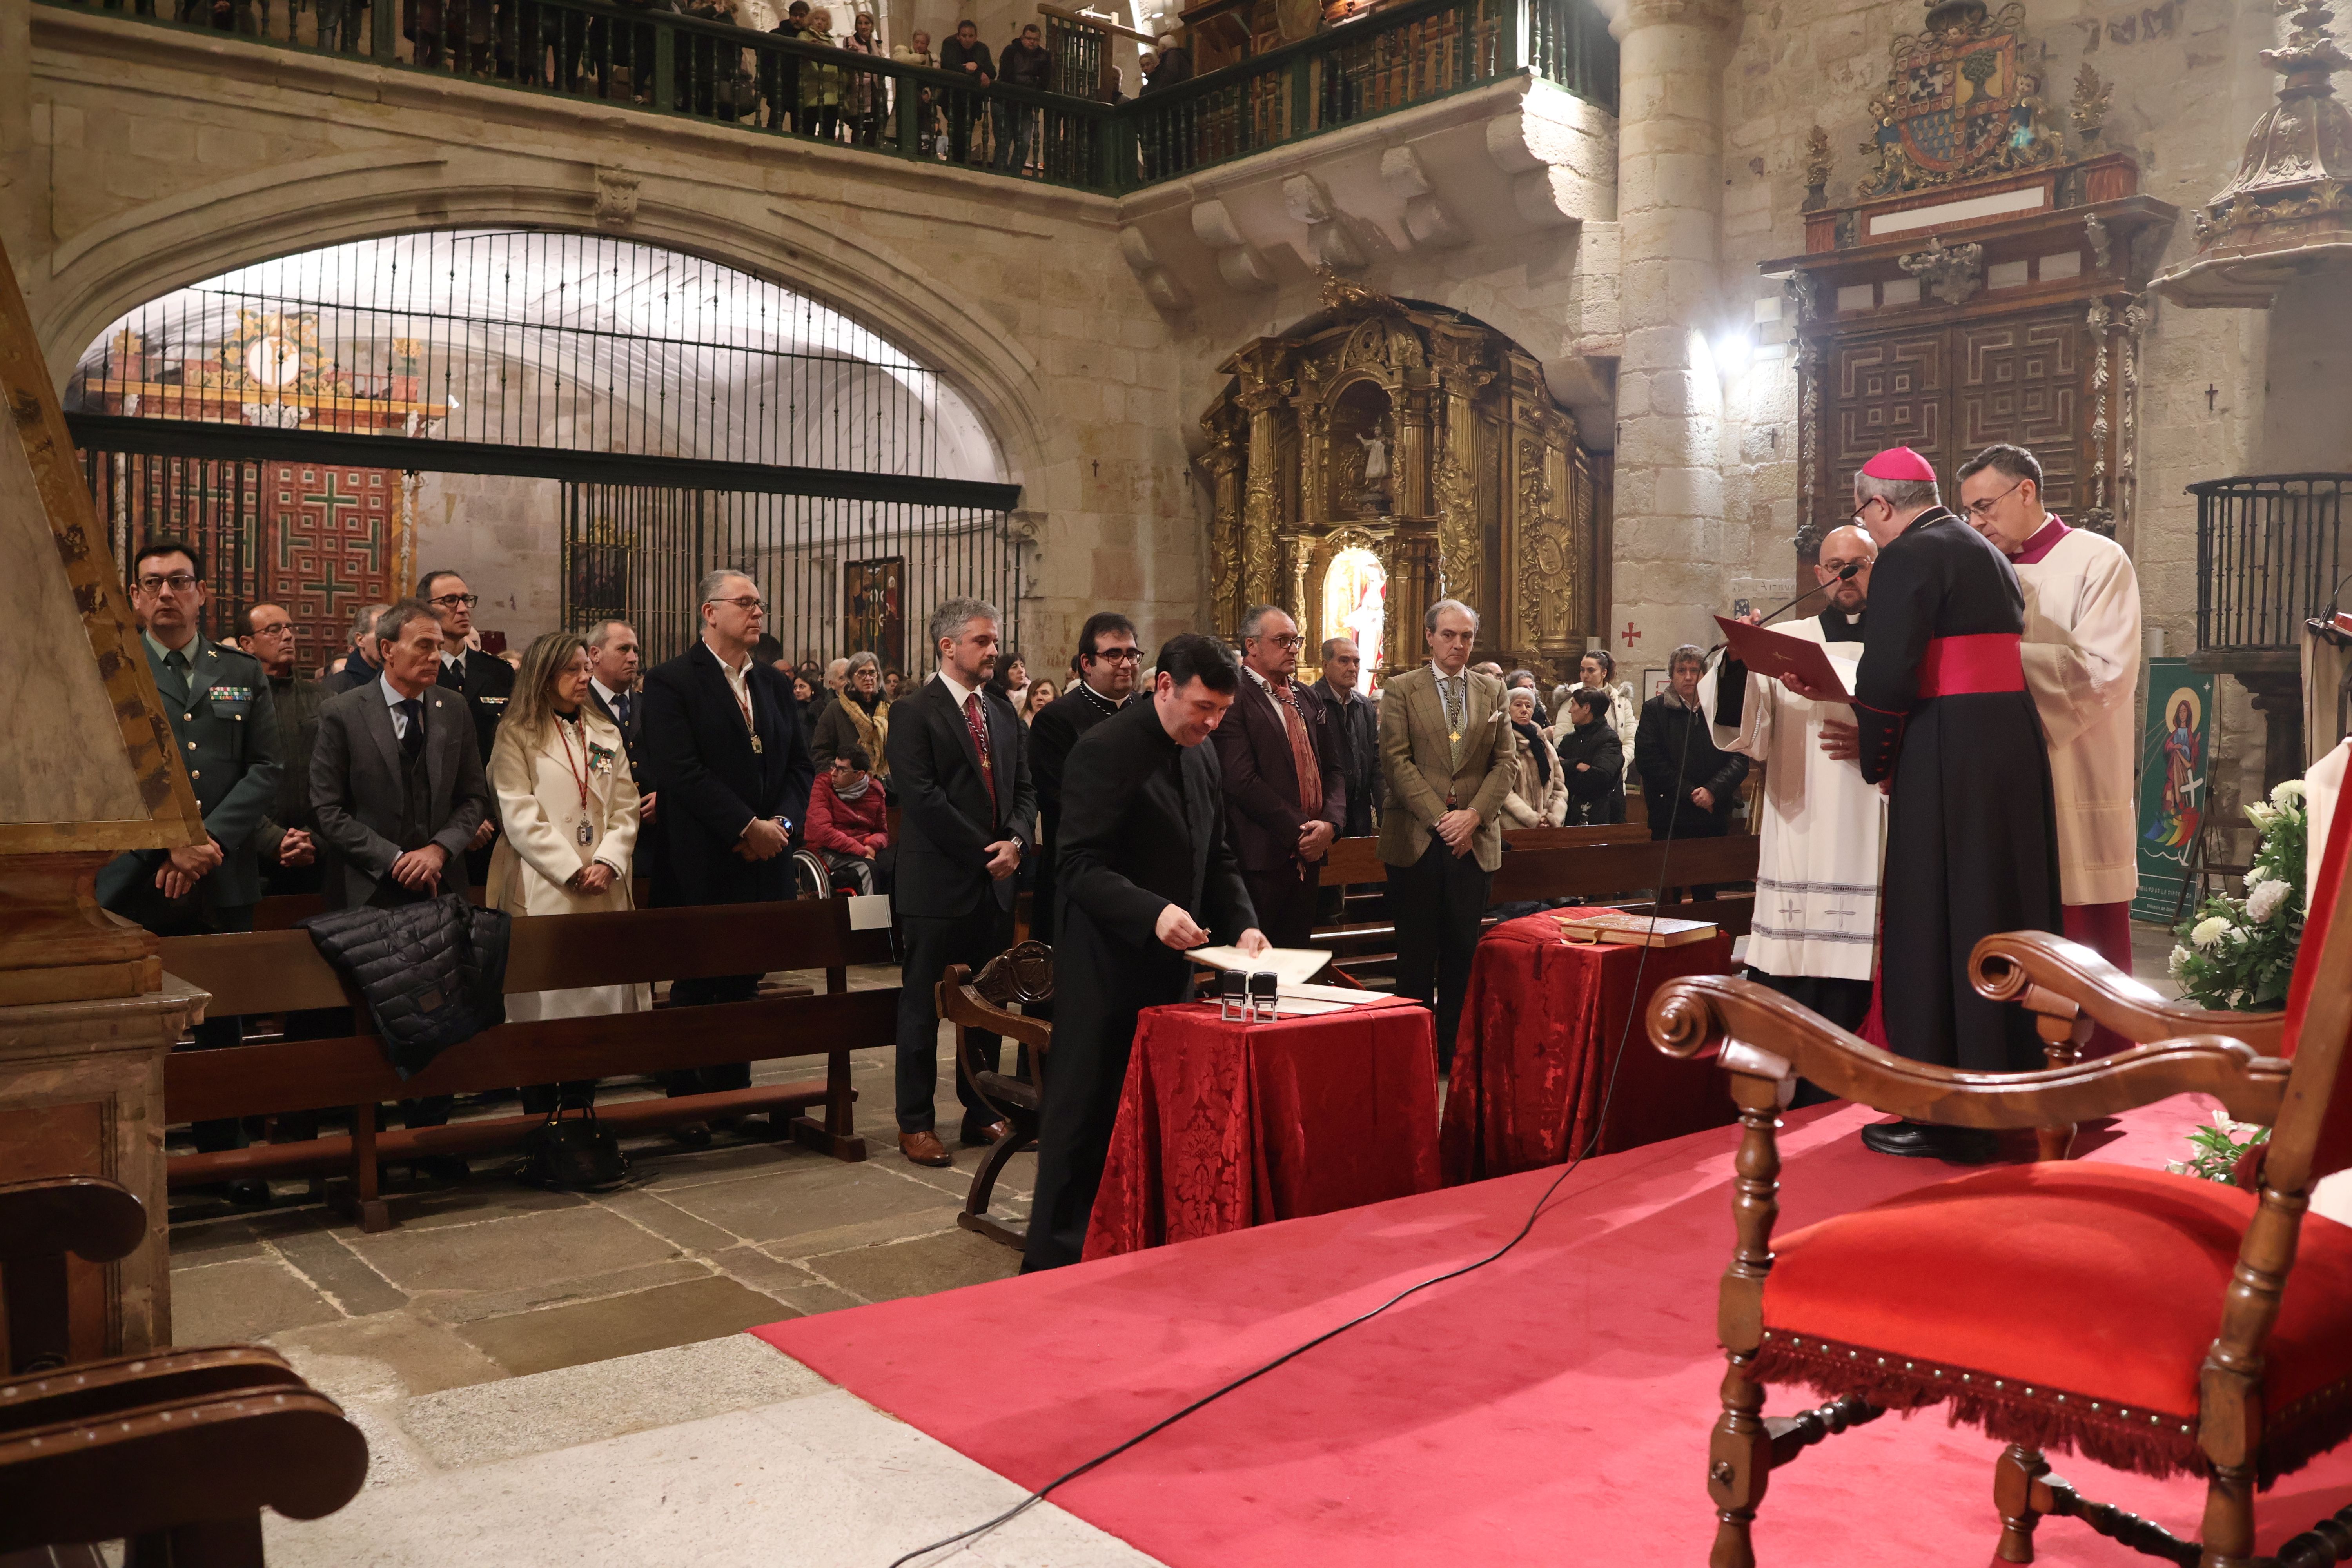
[[671, 1123, 713, 1149], [1860, 1120, 1999, 1165], [225, 1179, 272, 1209]]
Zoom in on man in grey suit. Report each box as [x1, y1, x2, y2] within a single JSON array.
[[310, 598, 492, 1165], [310, 598, 492, 912], [1377, 598, 1517, 1071], [97, 540, 282, 1200]]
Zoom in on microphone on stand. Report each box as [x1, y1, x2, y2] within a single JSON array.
[[1704, 561, 1863, 664]]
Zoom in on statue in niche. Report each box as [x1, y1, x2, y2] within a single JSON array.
[[1355, 424, 1392, 517]]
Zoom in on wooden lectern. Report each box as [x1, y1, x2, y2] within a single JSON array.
[[0, 234, 211, 1361]]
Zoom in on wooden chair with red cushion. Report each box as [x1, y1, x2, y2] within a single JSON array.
[[1646, 798, 2352, 1568]]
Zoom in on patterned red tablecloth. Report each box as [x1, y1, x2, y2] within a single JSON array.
[[1439, 911, 1738, 1184], [1082, 995, 1442, 1261]]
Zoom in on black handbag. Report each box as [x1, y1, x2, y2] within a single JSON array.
[[514, 1103, 632, 1192]]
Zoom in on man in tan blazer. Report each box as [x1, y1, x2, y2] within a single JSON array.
[[1378, 597, 1517, 1069]]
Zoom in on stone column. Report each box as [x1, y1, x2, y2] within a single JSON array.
[[1611, 0, 1739, 661]]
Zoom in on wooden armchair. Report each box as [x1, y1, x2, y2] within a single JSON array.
[[0, 1177, 370, 1564], [1645, 802, 2352, 1568], [938, 940, 1054, 1250], [1976, 932, 2287, 1160]]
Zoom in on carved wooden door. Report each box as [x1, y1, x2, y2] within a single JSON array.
[[1819, 308, 2087, 535], [1826, 327, 1947, 517], [1951, 309, 2084, 519]]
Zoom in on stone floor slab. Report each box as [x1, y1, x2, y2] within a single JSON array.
[[347, 1202, 682, 1296], [172, 1253, 343, 1344], [653, 1159, 956, 1243], [265, 1381, 1163, 1568], [452, 1274, 799, 1377], [273, 1230, 409, 1318], [801, 1227, 1024, 1304], [272, 1312, 510, 1401], [394, 1334, 830, 1470]]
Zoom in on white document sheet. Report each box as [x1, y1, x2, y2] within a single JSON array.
[[1187, 945, 1333, 987]]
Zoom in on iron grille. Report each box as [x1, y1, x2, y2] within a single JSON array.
[[562, 484, 1017, 668], [2192, 474, 2350, 653]]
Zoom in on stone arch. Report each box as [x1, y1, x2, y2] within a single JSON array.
[[26, 149, 1054, 492]]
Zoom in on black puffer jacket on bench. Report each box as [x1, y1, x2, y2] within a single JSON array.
[[299, 894, 511, 1080]]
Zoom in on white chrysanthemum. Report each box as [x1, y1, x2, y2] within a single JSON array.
[[2191, 915, 2232, 949], [2272, 779, 2307, 807], [2246, 877, 2290, 924], [2168, 944, 2190, 980]]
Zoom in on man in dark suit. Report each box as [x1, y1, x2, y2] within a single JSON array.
[[98, 541, 282, 1200], [1312, 635, 1379, 839], [884, 595, 1035, 1168], [1025, 610, 1140, 947], [236, 601, 325, 899], [639, 570, 815, 1138], [1214, 604, 1344, 948], [1022, 633, 1267, 1271], [585, 619, 656, 878], [417, 570, 511, 882], [329, 601, 391, 691], [309, 598, 493, 1167]]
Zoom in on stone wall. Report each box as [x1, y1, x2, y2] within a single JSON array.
[[4, 0, 1203, 662]]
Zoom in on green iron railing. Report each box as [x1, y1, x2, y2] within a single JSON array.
[[42, 0, 1616, 194]]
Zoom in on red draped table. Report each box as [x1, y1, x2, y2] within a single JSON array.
[[1440, 911, 1737, 1184], [1082, 995, 1442, 1261]]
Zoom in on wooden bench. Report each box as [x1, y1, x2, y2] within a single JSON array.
[[158, 898, 891, 1232]]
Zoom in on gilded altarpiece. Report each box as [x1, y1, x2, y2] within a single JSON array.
[[1197, 276, 1606, 682]]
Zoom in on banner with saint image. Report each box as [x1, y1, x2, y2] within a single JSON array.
[[2132, 658, 2214, 925]]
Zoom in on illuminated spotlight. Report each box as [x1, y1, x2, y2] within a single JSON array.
[[1713, 330, 1753, 374]]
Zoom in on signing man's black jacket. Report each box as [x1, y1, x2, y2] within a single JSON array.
[[639, 641, 814, 908]]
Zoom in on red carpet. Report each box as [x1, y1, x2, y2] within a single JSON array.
[[753, 1099, 2352, 1565]]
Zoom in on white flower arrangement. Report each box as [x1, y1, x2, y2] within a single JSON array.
[[2172, 779, 2311, 1011], [2190, 915, 2233, 949], [2245, 874, 2291, 925], [2272, 779, 2307, 808]]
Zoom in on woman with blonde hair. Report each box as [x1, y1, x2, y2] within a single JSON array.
[[487, 631, 648, 1113], [800, 5, 844, 139]]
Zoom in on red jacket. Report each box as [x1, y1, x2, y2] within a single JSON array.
[[807, 776, 888, 856]]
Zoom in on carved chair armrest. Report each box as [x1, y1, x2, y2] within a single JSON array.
[[0, 1386, 368, 1551], [1973, 931, 2285, 1056], [939, 979, 1053, 1053], [1649, 974, 2289, 1132], [0, 1347, 305, 1434], [0, 1177, 147, 1267]]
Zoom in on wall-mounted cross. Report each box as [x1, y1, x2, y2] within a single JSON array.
[[2206, 385, 2219, 411], [1621, 621, 1642, 647]]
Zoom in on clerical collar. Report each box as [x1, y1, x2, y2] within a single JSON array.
[[2009, 515, 2071, 566], [1076, 680, 1125, 715], [1817, 606, 1866, 644]]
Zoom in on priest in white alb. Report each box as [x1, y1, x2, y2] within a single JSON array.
[[1700, 523, 1886, 1044], [1957, 442, 2143, 1053]]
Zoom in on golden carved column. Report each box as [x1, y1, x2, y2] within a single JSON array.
[[1430, 338, 1493, 605], [1394, 383, 1432, 520], [1200, 408, 1246, 636], [1234, 347, 1293, 613]]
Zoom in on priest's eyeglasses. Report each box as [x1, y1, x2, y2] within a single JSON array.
[[1964, 479, 2027, 518]]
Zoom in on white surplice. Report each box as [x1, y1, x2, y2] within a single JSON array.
[[1699, 615, 1885, 982], [2013, 522, 2143, 907]]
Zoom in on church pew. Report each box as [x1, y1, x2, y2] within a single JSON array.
[[157, 898, 888, 1231]]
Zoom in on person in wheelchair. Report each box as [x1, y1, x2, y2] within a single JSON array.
[[804, 744, 890, 897]]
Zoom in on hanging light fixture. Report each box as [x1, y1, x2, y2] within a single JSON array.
[[2152, 0, 2352, 307]]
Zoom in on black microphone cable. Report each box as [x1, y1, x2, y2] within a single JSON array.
[[883, 688, 1710, 1568]]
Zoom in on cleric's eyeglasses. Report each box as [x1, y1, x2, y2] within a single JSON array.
[[1964, 479, 2027, 518], [1087, 647, 1142, 664]]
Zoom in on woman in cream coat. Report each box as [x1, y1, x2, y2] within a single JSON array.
[[488, 632, 649, 1109]]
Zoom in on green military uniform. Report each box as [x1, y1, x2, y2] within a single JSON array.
[[99, 630, 282, 1168], [98, 632, 283, 929]]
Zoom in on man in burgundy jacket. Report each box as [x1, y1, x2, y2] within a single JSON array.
[[1212, 604, 1347, 947]]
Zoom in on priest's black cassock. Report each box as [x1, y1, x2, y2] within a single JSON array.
[[1853, 506, 2063, 1071], [1022, 697, 1258, 1272]]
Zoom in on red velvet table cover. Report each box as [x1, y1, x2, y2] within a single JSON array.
[[1082, 996, 1442, 1261], [1439, 911, 1738, 1184]]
